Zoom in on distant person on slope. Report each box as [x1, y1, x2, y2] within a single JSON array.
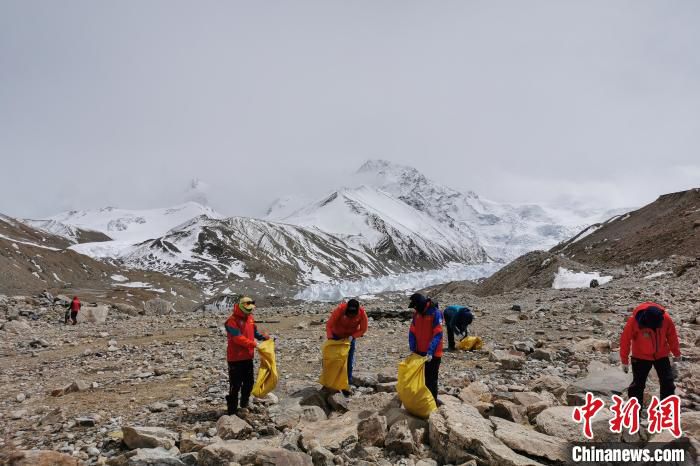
[[408, 293, 443, 405], [620, 302, 681, 404], [443, 305, 474, 351], [225, 296, 269, 415], [326, 298, 368, 395], [65, 296, 81, 325]]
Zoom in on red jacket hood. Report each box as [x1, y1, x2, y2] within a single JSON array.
[[232, 304, 249, 319], [632, 301, 666, 317]]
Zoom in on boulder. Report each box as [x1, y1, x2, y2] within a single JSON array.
[[77, 305, 109, 324], [352, 371, 379, 387], [513, 341, 535, 354], [122, 426, 179, 450], [385, 419, 416, 455], [531, 349, 554, 361], [216, 415, 252, 440], [357, 413, 387, 447], [255, 449, 313, 466], [7, 450, 79, 465], [199, 439, 305, 466], [143, 298, 175, 316], [299, 411, 360, 451], [530, 375, 568, 398], [309, 446, 335, 466], [491, 416, 568, 463], [51, 378, 91, 397], [384, 407, 428, 432], [300, 405, 327, 422], [113, 303, 140, 316], [535, 406, 620, 442], [327, 392, 349, 412], [572, 338, 611, 353], [270, 397, 305, 429], [459, 381, 492, 404], [428, 404, 543, 465], [376, 382, 397, 393], [566, 367, 631, 405], [294, 387, 330, 414], [108, 447, 184, 466], [492, 400, 528, 424], [347, 392, 400, 413], [2, 319, 31, 334], [490, 350, 525, 370]]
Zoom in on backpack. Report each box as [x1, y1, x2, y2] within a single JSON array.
[[635, 306, 664, 329]]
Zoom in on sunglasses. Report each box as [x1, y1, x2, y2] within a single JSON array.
[[242, 300, 256, 306]]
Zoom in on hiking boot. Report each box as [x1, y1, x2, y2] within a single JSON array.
[[236, 407, 250, 418], [341, 389, 353, 397]]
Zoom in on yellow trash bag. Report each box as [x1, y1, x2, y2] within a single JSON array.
[[318, 339, 350, 391], [397, 354, 437, 418], [457, 336, 484, 351], [252, 339, 278, 398]]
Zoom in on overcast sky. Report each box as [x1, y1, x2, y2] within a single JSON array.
[[1, 1, 699, 218]]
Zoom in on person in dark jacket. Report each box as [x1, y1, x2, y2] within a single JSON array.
[[224, 296, 269, 415], [326, 298, 368, 394], [408, 293, 443, 405], [443, 305, 474, 351], [65, 296, 81, 325], [620, 302, 681, 404]]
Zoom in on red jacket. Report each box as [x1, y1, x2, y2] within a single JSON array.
[[620, 302, 681, 364], [225, 304, 266, 362], [409, 301, 444, 358], [70, 298, 81, 312], [326, 303, 368, 339]]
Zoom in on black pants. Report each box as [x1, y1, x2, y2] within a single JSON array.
[[65, 310, 77, 325], [425, 357, 441, 403], [628, 357, 675, 404], [228, 360, 254, 410], [446, 325, 468, 350]]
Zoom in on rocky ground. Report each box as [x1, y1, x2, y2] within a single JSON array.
[[1, 258, 700, 465]]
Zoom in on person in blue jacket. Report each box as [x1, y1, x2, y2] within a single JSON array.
[[443, 305, 474, 351]]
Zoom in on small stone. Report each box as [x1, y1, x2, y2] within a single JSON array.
[[16, 393, 26, 403]]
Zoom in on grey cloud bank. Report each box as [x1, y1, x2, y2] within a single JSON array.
[[1, 1, 698, 218]]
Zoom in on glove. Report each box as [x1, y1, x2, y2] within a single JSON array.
[[622, 364, 629, 374], [425, 354, 433, 363]]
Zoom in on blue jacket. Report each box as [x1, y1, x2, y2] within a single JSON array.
[[444, 305, 474, 335]]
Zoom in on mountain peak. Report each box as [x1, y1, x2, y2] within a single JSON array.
[[356, 159, 420, 176]]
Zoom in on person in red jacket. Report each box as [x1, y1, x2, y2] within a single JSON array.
[[224, 296, 269, 415], [326, 298, 368, 394], [620, 302, 681, 404], [408, 293, 443, 405], [65, 296, 81, 325]]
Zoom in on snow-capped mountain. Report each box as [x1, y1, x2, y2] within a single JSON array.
[[271, 185, 487, 265], [20, 218, 111, 245], [345, 160, 626, 261], [49, 202, 223, 243], [121, 215, 403, 288]]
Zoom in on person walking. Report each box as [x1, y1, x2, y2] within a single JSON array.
[[65, 296, 81, 325], [620, 301, 681, 404], [443, 305, 474, 351], [408, 293, 443, 405], [224, 296, 269, 415], [326, 298, 368, 395]]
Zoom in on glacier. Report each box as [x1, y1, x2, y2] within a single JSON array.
[[295, 262, 503, 301]]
